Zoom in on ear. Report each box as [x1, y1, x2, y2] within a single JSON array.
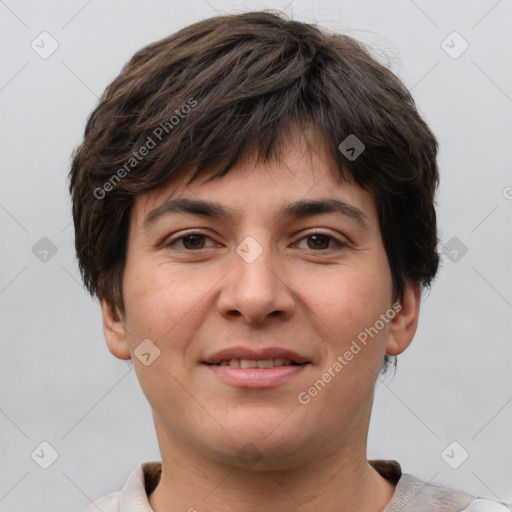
[[100, 297, 131, 360], [386, 281, 421, 356]]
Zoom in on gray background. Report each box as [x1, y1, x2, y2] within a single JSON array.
[[1, 0, 511, 510]]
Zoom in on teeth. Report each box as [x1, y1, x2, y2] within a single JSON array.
[[240, 359, 258, 369], [215, 358, 297, 368]]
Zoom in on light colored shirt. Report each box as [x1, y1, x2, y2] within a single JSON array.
[[82, 460, 509, 512]]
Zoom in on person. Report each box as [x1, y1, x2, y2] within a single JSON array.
[[69, 10, 508, 512]]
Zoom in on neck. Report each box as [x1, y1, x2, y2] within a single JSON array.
[[148, 417, 395, 512]]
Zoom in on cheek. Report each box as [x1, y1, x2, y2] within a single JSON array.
[[121, 260, 217, 349], [121, 261, 182, 344], [306, 265, 391, 339]]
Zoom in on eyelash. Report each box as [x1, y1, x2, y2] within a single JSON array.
[[165, 231, 348, 252]]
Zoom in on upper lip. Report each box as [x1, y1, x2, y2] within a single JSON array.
[[202, 347, 310, 365]]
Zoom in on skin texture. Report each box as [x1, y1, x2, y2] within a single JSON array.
[[101, 130, 421, 512]]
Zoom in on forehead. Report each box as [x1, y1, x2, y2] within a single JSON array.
[[131, 129, 378, 230]]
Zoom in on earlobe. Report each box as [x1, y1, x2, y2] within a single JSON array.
[[100, 297, 132, 360], [386, 281, 421, 356]]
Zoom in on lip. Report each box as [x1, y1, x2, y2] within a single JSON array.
[[204, 364, 309, 388], [202, 346, 311, 388], [202, 347, 310, 365]]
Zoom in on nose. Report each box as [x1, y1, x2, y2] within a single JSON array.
[[216, 242, 296, 325]]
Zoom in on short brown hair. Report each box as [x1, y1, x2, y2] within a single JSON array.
[[69, 10, 439, 317]]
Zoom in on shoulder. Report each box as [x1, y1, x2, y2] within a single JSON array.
[[81, 491, 119, 512], [387, 473, 510, 512], [79, 461, 161, 512], [461, 499, 511, 511]]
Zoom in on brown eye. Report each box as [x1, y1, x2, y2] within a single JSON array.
[[295, 232, 347, 252], [166, 233, 215, 251], [306, 234, 331, 250], [181, 234, 206, 250]]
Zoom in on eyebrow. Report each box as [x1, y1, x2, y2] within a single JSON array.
[[144, 197, 371, 231]]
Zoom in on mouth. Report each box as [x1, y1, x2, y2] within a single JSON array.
[[202, 347, 311, 388], [205, 358, 305, 368], [202, 347, 310, 366]]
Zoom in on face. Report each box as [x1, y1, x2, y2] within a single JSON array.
[[102, 131, 420, 470]]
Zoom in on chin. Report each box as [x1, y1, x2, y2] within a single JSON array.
[[210, 417, 316, 469]]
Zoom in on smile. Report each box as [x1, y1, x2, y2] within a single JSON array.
[[206, 358, 303, 368], [203, 360, 310, 388]]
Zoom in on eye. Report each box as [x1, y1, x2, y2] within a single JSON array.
[[165, 231, 347, 252], [295, 232, 347, 251], [166, 233, 216, 251]]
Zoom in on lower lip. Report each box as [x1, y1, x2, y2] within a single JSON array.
[[204, 364, 309, 388]]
